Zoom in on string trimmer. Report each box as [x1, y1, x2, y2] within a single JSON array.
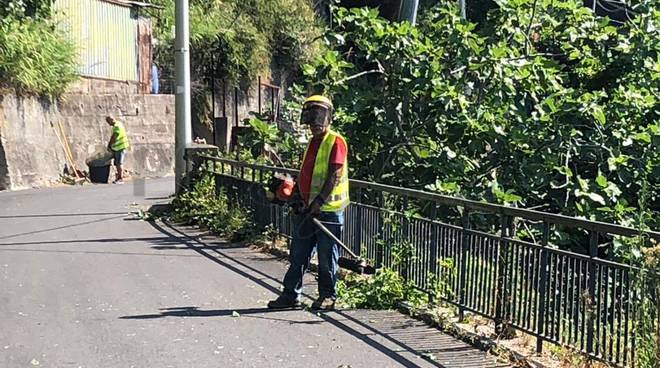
[[310, 217, 376, 275], [260, 148, 376, 275]]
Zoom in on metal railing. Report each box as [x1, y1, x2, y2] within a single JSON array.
[[192, 153, 659, 367]]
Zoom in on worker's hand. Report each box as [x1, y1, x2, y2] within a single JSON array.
[[308, 201, 321, 216], [290, 199, 306, 215], [309, 202, 321, 216]]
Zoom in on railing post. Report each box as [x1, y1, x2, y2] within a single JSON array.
[[212, 159, 222, 198], [260, 169, 267, 227], [458, 210, 470, 321], [258, 76, 262, 115], [184, 149, 191, 189], [429, 202, 439, 304], [586, 230, 598, 354], [376, 192, 385, 268], [630, 282, 637, 368], [354, 187, 363, 257], [536, 221, 550, 353], [214, 171, 221, 197], [495, 214, 512, 335], [402, 196, 410, 282]]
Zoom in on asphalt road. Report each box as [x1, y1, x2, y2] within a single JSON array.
[[0, 179, 509, 368]]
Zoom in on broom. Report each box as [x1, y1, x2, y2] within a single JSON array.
[[310, 217, 376, 275]]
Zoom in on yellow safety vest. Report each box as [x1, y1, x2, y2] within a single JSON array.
[[301, 130, 349, 212], [111, 121, 129, 151]]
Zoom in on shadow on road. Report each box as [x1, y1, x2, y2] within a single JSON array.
[[0, 236, 181, 247], [0, 212, 128, 219], [119, 306, 325, 325], [125, 220, 462, 368], [0, 248, 204, 258], [0, 214, 127, 241]]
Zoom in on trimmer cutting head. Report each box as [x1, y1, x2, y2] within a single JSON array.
[[338, 257, 376, 275]]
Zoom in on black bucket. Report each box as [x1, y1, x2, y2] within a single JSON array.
[[89, 165, 111, 183]]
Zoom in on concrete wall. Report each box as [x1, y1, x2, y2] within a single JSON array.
[[0, 93, 175, 190], [67, 76, 142, 95]]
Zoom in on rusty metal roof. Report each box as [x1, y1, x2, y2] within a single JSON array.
[[101, 0, 164, 9]]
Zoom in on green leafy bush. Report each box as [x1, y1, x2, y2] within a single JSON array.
[[337, 267, 428, 309], [0, 11, 78, 97], [238, 117, 306, 166], [171, 173, 251, 239], [337, 233, 441, 310]]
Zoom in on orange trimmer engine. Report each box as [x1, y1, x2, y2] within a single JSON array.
[[265, 173, 295, 205]]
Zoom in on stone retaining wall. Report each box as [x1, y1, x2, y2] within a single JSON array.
[[0, 93, 175, 190]]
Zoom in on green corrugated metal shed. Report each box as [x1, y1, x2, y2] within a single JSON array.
[[53, 0, 138, 81]]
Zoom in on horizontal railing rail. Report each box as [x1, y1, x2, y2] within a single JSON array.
[[197, 155, 660, 241]]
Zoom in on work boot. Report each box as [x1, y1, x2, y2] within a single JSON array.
[[267, 295, 301, 309], [311, 296, 336, 310]]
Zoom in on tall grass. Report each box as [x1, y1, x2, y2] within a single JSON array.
[[0, 15, 78, 97]]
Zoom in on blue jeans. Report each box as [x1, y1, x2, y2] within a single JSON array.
[[282, 211, 343, 300]]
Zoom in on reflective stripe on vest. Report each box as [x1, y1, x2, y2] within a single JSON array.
[[112, 122, 129, 151], [301, 130, 349, 212]]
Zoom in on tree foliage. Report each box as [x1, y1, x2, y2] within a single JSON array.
[[296, 0, 658, 254], [0, 0, 52, 18], [0, 0, 78, 97], [148, 0, 324, 88]]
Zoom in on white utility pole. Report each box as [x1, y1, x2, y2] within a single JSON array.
[[174, 0, 192, 192], [399, 0, 420, 25], [459, 0, 466, 19]]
